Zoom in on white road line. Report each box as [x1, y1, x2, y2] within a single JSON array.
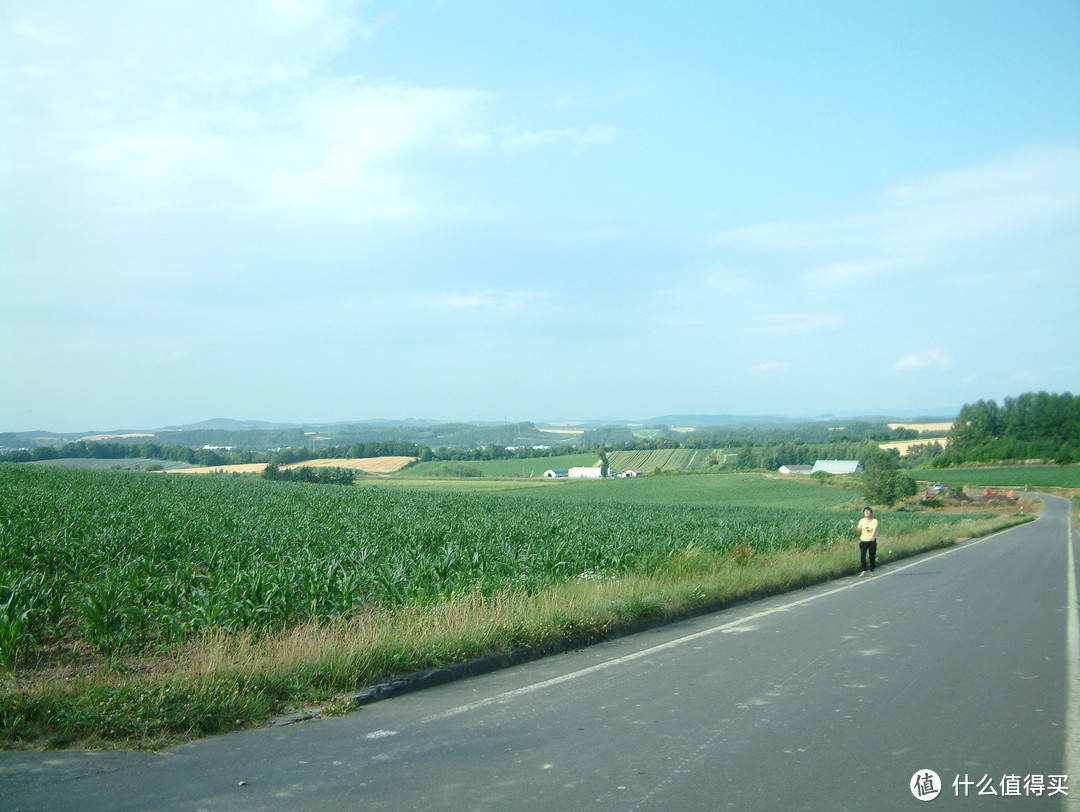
[[419, 523, 1017, 727], [1065, 505, 1079, 812]]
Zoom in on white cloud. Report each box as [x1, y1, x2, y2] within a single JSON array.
[[894, 349, 953, 372], [758, 311, 842, 337], [498, 124, 618, 152], [1, 1, 610, 224], [433, 291, 547, 310], [802, 258, 901, 288], [703, 266, 755, 293], [709, 145, 1080, 287]]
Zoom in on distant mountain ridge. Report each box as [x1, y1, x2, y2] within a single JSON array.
[[4, 409, 960, 445], [159, 418, 303, 432]]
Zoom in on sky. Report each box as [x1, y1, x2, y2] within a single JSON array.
[[2, 0, 1078, 433]]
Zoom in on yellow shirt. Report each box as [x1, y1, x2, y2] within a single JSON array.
[[858, 517, 878, 542]]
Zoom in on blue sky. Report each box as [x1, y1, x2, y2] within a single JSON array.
[[2, 0, 1078, 432]]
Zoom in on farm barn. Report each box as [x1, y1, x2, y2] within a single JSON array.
[[543, 469, 569, 478], [778, 464, 813, 474], [569, 466, 604, 479], [811, 460, 863, 474]]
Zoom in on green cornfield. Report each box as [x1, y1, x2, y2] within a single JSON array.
[[0, 464, 977, 668]]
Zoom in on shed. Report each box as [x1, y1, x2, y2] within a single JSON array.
[[569, 466, 604, 479], [543, 469, 569, 478], [779, 464, 813, 475], [811, 460, 863, 475]]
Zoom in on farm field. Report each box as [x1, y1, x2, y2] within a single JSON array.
[[401, 452, 598, 478], [914, 465, 1080, 489], [606, 448, 715, 473], [508, 471, 860, 509], [888, 422, 953, 433], [400, 449, 723, 479], [0, 463, 1032, 747], [30, 457, 195, 471], [171, 456, 416, 475], [1, 464, 991, 661], [879, 437, 950, 455]]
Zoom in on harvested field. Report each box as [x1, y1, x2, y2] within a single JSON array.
[[283, 457, 415, 473], [887, 422, 953, 433], [168, 463, 267, 474], [168, 456, 415, 475], [879, 437, 951, 455]]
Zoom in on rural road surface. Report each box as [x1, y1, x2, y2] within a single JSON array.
[[3, 495, 1077, 810]]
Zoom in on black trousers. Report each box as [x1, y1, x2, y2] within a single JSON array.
[[859, 540, 877, 572]]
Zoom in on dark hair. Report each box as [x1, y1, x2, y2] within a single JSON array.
[[863, 507, 873, 514]]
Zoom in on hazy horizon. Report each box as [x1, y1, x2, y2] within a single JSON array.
[[6, 406, 966, 437]]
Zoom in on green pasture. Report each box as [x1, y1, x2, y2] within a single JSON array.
[[30, 457, 194, 471], [399, 449, 725, 479], [508, 471, 863, 509], [400, 452, 599, 478], [916, 465, 1080, 489]]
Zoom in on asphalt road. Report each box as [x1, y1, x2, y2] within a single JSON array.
[[3, 496, 1077, 811]]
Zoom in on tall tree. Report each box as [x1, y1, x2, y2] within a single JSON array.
[[862, 450, 917, 506]]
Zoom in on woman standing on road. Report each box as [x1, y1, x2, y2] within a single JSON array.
[[855, 507, 878, 576]]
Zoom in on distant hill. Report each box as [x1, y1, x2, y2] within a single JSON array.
[[646, 414, 800, 428], [159, 418, 303, 432], [4, 410, 961, 453]]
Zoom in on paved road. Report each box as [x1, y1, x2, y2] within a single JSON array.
[[3, 496, 1077, 811]]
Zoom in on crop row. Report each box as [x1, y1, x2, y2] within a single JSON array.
[[0, 464, 967, 665], [607, 448, 707, 473]]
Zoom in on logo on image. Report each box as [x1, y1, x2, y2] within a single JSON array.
[[911, 770, 942, 801]]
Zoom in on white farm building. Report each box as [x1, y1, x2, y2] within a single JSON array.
[[778, 464, 813, 475], [811, 460, 863, 475], [568, 466, 605, 479]]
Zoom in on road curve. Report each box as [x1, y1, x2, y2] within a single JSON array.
[[2, 496, 1077, 811]]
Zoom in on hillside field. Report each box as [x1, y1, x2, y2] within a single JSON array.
[[607, 448, 716, 473]]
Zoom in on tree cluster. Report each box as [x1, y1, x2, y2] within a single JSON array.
[[861, 450, 918, 506], [261, 463, 356, 485], [937, 391, 1079, 465]]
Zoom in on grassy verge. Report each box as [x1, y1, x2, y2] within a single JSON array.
[[0, 510, 1030, 752]]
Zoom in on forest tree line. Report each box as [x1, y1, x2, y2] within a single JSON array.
[[931, 391, 1079, 465]]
